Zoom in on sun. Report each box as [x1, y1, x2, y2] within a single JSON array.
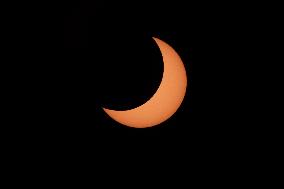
[[103, 37, 187, 128]]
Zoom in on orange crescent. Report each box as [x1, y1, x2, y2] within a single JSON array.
[[103, 37, 187, 128]]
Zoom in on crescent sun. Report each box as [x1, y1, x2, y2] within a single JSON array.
[[103, 37, 187, 128]]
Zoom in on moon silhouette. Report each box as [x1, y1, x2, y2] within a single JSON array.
[[103, 37, 187, 128]]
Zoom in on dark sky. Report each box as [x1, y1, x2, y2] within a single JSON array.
[[3, 1, 260, 179]]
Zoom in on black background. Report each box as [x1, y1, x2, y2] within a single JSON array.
[[7, 1, 246, 157], [2, 0, 269, 182], [61, 2, 258, 175]]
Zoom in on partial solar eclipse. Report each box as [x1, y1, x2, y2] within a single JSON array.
[[103, 37, 187, 128]]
